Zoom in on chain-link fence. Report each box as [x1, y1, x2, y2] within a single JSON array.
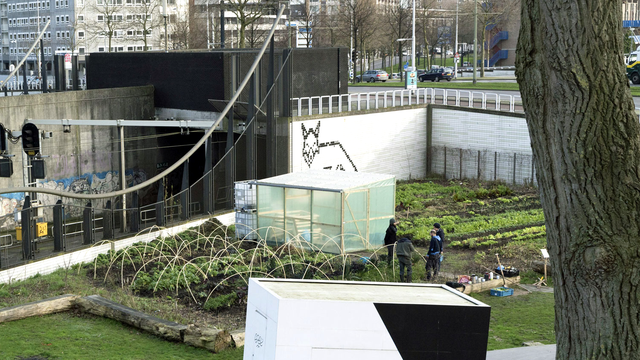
[[430, 146, 537, 185]]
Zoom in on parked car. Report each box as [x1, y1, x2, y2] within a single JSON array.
[[391, 73, 400, 79], [417, 69, 427, 77], [355, 70, 389, 83], [419, 68, 454, 82]]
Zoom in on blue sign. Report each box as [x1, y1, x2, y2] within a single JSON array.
[[403, 62, 409, 71]]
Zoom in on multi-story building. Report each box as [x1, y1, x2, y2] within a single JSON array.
[[0, 0, 181, 76]]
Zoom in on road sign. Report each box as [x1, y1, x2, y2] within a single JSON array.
[[403, 62, 409, 71], [64, 53, 72, 70], [455, 52, 460, 59]]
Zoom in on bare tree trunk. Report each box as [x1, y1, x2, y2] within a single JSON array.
[[516, 0, 640, 359]]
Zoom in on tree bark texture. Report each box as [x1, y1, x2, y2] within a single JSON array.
[[516, 0, 640, 358]]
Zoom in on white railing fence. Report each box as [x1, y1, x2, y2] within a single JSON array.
[[291, 88, 524, 117]]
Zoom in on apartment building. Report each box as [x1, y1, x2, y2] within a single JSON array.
[[0, 0, 181, 74]]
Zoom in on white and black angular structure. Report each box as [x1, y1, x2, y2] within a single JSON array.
[[244, 278, 491, 360]]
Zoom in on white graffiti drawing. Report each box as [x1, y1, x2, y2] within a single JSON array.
[[301, 121, 358, 171]]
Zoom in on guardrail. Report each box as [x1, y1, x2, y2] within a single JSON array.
[[291, 88, 524, 117]]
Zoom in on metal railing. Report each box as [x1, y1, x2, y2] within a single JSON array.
[[291, 88, 524, 117]]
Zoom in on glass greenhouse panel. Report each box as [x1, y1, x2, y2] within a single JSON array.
[[311, 224, 341, 254], [343, 220, 368, 252], [258, 186, 284, 245], [369, 218, 389, 247], [369, 185, 395, 219], [311, 190, 341, 226], [343, 190, 368, 222]]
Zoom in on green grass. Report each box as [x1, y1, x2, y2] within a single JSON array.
[[351, 80, 521, 91], [350, 77, 640, 97], [471, 291, 555, 350], [0, 312, 245, 359]]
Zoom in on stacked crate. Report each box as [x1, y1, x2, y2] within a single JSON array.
[[235, 181, 258, 239]]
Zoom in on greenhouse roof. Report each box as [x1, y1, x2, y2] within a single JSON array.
[[254, 170, 395, 192]]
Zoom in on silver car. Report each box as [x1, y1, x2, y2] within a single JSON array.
[[355, 70, 389, 83]]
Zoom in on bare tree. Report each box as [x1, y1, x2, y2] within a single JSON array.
[[129, 0, 164, 50], [516, 0, 640, 358], [416, 0, 440, 69], [338, 0, 378, 82], [225, 0, 277, 48], [170, 7, 190, 49], [384, 0, 411, 78], [85, 0, 126, 52]]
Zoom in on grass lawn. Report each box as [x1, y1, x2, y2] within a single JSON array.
[[350, 78, 640, 97], [471, 291, 556, 351], [0, 312, 245, 360]]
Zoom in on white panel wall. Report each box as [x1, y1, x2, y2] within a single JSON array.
[[291, 108, 427, 180], [431, 108, 531, 153], [430, 108, 535, 184]]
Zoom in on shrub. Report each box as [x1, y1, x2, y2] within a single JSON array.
[[204, 292, 238, 312]]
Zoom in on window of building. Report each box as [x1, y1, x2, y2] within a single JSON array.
[[97, 14, 104, 21], [65, 31, 69, 38], [98, 46, 105, 52], [135, 46, 142, 51], [54, 0, 58, 7], [78, 14, 84, 22], [78, 31, 84, 39], [127, 46, 134, 51]]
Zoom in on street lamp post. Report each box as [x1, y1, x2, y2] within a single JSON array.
[[162, 0, 168, 52], [454, 0, 459, 78], [411, 0, 415, 73], [10, 40, 17, 85], [473, 0, 478, 84]]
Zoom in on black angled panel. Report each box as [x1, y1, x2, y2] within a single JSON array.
[[373, 303, 491, 360]]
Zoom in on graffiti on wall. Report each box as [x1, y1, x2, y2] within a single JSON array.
[[0, 169, 148, 224], [301, 121, 358, 171]]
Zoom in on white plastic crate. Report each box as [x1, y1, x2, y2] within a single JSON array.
[[234, 181, 256, 211], [235, 210, 258, 239]]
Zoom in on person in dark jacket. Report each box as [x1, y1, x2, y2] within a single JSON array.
[[434, 223, 445, 272], [395, 235, 416, 283], [384, 218, 399, 265], [425, 229, 441, 281]]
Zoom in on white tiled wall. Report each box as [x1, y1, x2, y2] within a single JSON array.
[[432, 108, 532, 154], [291, 108, 428, 180]]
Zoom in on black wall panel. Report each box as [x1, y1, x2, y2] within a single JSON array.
[[87, 52, 225, 112]]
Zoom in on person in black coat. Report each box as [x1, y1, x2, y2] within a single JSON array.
[[434, 222, 445, 272], [425, 229, 441, 281], [384, 218, 399, 265]]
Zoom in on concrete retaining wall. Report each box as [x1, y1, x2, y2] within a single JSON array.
[[0, 86, 156, 217]]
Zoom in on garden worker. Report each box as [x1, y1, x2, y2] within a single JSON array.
[[395, 235, 416, 283], [384, 218, 399, 265], [425, 229, 441, 281], [434, 223, 445, 272]]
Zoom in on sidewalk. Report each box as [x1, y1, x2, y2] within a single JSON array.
[[487, 344, 556, 360]]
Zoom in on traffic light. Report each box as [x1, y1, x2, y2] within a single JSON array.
[[22, 123, 40, 156], [0, 124, 6, 152], [351, 50, 357, 62]]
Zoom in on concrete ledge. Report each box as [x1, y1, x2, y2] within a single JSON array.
[[75, 295, 187, 342], [0, 294, 78, 323]]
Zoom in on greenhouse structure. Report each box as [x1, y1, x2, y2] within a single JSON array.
[[254, 170, 396, 254]]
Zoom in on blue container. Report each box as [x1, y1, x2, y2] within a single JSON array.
[[490, 287, 514, 297]]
